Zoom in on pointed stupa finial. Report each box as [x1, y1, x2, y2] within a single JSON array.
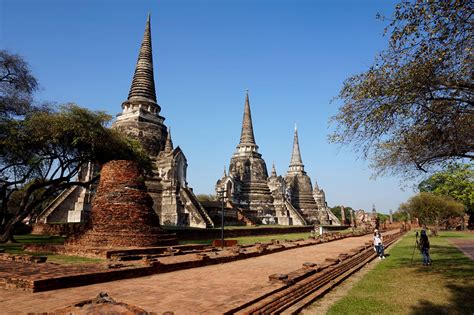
[[313, 178, 319, 191], [271, 162, 277, 177], [289, 124, 304, 167], [223, 165, 227, 177], [164, 127, 173, 152], [238, 89, 256, 146], [127, 14, 158, 106]]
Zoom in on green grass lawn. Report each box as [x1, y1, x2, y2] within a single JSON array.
[[164, 224, 310, 231], [179, 231, 314, 246], [325, 230, 474, 315], [0, 234, 102, 264]]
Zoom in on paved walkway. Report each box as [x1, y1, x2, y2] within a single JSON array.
[[0, 230, 398, 314], [449, 238, 474, 261]]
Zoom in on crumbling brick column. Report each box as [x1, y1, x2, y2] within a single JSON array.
[[67, 160, 176, 247]]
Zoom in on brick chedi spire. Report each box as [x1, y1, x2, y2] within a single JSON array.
[[288, 124, 305, 174], [239, 91, 256, 145], [115, 13, 167, 157], [164, 127, 173, 152], [220, 89, 275, 222], [285, 125, 321, 224], [313, 178, 319, 191], [236, 90, 259, 155], [271, 162, 277, 177], [127, 13, 158, 107]]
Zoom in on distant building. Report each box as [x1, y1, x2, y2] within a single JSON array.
[[216, 95, 340, 226]]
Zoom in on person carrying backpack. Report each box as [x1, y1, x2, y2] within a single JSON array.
[[419, 229, 431, 266], [373, 229, 385, 259]]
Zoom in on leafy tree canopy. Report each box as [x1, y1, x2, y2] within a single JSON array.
[[0, 104, 151, 242], [0, 50, 38, 120], [392, 210, 409, 222], [0, 50, 151, 242], [196, 194, 217, 203], [330, 205, 353, 224], [330, 0, 473, 177], [399, 192, 465, 226], [418, 163, 474, 214]]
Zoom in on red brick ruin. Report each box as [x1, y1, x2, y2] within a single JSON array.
[[67, 160, 176, 248]]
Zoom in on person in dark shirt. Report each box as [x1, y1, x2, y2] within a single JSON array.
[[419, 229, 431, 266]]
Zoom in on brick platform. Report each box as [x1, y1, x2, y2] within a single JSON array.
[[0, 230, 401, 313], [3, 230, 382, 293]]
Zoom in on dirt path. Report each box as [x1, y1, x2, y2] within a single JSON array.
[[449, 238, 474, 261], [0, 230, 399, 314]]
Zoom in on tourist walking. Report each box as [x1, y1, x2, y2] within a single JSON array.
[[373, 229, 385, 259], [419, 229, 431, 266]]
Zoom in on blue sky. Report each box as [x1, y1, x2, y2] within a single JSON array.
[[1, 0, 417, 213]]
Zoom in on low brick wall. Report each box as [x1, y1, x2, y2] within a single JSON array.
[[31, 223, 88, 236], [164, 225, 349, 240], [33, 223, 349, 240], [16, 230, 372, 292]]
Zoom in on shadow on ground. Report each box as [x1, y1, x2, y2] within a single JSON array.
[[410, 284, 474, 315], [409, 243, 474, 315]]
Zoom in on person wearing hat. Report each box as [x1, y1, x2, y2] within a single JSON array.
[[419, 229, 431, 266], [373, 229, 385, 259]]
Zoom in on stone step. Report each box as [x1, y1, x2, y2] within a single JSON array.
[[74, 202, 90, 211]]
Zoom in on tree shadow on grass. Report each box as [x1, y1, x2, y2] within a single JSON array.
[[416, 244, 474, 278], [409, 242, 474, 315], [410, 284, 474, 315]]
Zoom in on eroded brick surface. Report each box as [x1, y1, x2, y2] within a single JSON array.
[[66, 160, 176, 248], [0, 230, 400, 314]]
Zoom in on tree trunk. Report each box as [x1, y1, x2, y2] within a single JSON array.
[[0, 188, 34, 243], [0, 214, 21, 243]]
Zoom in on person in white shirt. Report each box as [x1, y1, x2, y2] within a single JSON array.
[[373, 229, 385, 259]]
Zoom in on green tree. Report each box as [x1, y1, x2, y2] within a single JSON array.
[[330, 205, 353, 225], [377, 213, 390, 224], [399, 192, 465, 227], [330, 0, 473, 176], [0, 104, 150, 242], [418, 163, 473, 227], [0, 51, 151, 242], [0, 50, 38, 120], [196, 194, 217, 203], [0, 50, 39, 233], [418, 163, 473, 210], [392, 210, 408, 222]]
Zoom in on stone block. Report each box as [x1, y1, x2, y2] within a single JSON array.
[[196, 253, 210, 261], [211, 239, 238, 247], [325, 258, 340, 264], [269, 273, 288, 282], [302, 262, 317, 268], [256, 243, 268, 253], [338, 253, 349, 260]]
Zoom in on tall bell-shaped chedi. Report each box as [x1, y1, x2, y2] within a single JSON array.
[[284, 126, 340, 225], [285, 126, 322, 224], [114, 14, 166, 156], [216, 92, 276, 223], [36, 15, 214, 228], [112, 14, 213, 229]]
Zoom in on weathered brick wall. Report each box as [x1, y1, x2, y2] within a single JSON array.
[[32, 223, 87, 236], [67, 160, 176, 248], [164, 225, 349, 240]]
